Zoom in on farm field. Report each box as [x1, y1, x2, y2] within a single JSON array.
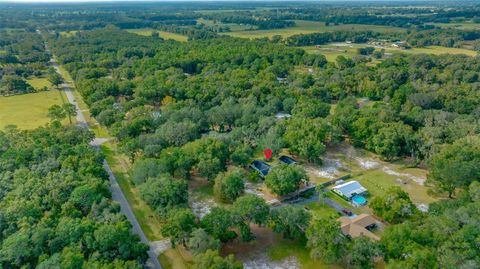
[[222, 20, 405, 39], [0, 90, 67, 129], [126, 29, 188, 41], [59, 30, 78, 37], [197, 18, 255, 31], [428, 22, 480, 30], [302, 43, 478, 62], [26, 77, 52, 90]]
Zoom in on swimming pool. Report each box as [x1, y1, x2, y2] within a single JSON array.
[[352, 195, 367, 206]]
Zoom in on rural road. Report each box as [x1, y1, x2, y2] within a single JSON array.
[[48, 45, 167, 269]]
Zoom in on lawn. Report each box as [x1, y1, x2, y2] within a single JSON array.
[[126, 29, 188, 42], [0, 90, 68, 130], [304, 202, 340, 219], [223, 20, 405, 39], [26, 77, 52, 90], [269, 240, 343, 269]]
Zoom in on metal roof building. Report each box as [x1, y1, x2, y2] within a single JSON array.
[[332, 180, 367, 199]]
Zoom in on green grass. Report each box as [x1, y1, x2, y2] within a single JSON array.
[[59, 30, 78, 37], [223, 20, 405, 39], [269, 240, 343, 269], [26, 77, 52, 90], [197, 18, 255, 32], [158, 247, 192, 269], [0, 90, 68, 130], [302, 43, 478, 62], [304, 202, 340, 219], [428, 22, 480, 30], [399, 46, 478, 56], [354, 168, 437, 205], [126, 29, 188, 42], [101, 141, 165, 241]]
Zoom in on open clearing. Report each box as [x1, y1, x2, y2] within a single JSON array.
[[126, 29, 188, 42], [223, 20, 405, 39], [306, 143, 438, 206], [0, 90, 67, 129], [303, 43, 478, 62], [26, 77, 52, 90], [197, 18, 255, 31], [428, 22, 480, 30], [223, 223, 342, 269]]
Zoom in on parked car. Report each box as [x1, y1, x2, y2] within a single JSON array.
[[342, 209, 353, 216]]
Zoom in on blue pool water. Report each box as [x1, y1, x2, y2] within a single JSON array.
[[352, 195, 367, 205]]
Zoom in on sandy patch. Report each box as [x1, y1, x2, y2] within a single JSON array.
[[223, 226, 300, 269], [190, 199, 216, 219], [242, 252, 299, 269], [381, 166, 426, 185], [307, 158, 344, 179], [355, 157, 380, 169]]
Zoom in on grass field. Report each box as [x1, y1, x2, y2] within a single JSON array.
[[126, 29, 188, 42], [223, 20, 405, 39], [269, 240, 343, 269], [59, 30, 78, 37], [197, 18, 255, 32], [26, 77, 52, 90], [428, 22, 480, 30], [158, 247, 193, 269], [0, 90, 68, 130], [302, 43, 478, 62]]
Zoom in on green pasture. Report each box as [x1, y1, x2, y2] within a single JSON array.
[[0, 90, 67, 130], [428, 22, 480, 30], [126, 29, 188, 42], [26, 77, 52, 90], [197, 18, 256, 32], [302, 43, 478, 62], [223, 20, 405, 39], [59, 30, 78, 37]]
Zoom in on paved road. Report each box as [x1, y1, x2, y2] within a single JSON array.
[[49, 52, 166, 269]]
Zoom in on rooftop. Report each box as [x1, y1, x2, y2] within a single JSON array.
[[338, 214, 380, 241], [333, 180, 367, 199]]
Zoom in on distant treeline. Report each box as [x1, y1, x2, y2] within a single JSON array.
[[286, 28, 480, 49]]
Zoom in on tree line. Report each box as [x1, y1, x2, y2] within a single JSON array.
[[0, 125, 149, 268], [47, 26, 480, 267]]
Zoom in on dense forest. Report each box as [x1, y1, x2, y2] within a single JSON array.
[[0, 30, 50, 95], [45, 24, 480, 267], [1, 1, 480, 268], [0, 125, 148, 268]]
